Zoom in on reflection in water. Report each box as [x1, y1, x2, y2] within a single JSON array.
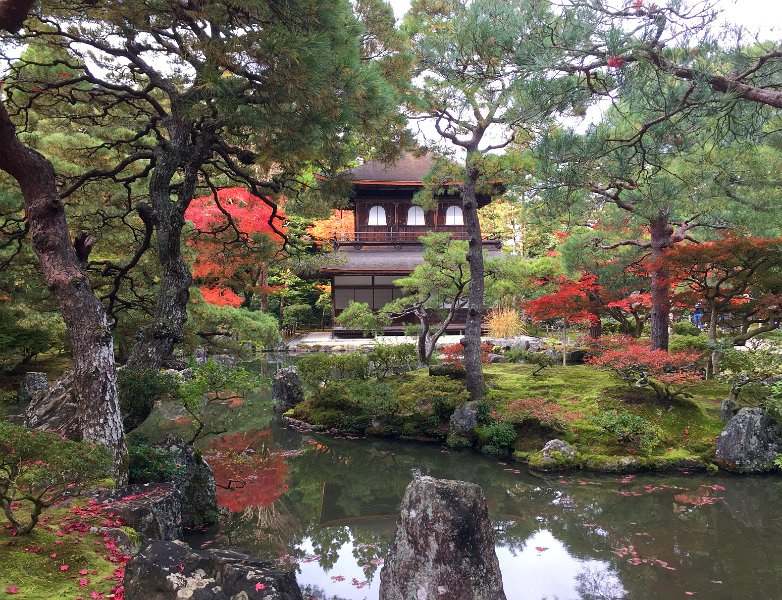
[[188, 417, 782, 600]]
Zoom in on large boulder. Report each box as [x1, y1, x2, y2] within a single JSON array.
[[449, 404, 478, 436], [153, 435, 218, 527], [96, 483, 183, 541], [24, 370, 80, 438], [715, 408, 782, 473], [379, 476, 506, 600], [19, 371, 47, 402], [271, 367, 304, 411], [124, 540, 303, 600]]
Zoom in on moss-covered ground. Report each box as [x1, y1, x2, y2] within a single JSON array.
[[291, 363, 732, 473], [0, 501, 128, 599]]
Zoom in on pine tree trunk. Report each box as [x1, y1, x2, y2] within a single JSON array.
[[461, 163, 486, 400], [128, 124, 197, 369], [649, 212, 672, 352], [0, 103, 127, 483]]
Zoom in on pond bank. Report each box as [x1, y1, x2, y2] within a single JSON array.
[[288, 363, 740, 475]]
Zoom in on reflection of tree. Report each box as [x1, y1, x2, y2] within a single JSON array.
[[309, 526, 351, 571], [205, 429, 289, 513], [575, 563, 627, 600]]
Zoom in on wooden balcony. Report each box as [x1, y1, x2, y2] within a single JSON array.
[[329, 226, 500, 248]]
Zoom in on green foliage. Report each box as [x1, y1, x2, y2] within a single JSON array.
[[592, 410, 661, 453], [476, 400, 492, 425], [177, 360, 260, 444], [367, 343, 417, 378], [0, 304, 55, 370], [297, 353, 335, 388], [484, 422, 517, 449], [669, 334, 709, 354], [0, 422, 112, 534], [395, 376, 468, 420], [504, 348, 554, 375], [671, 321, 702, 336], [127, 435, 184, 484], [283, 303, 314, 327], [311, 381, 354, 411], [335, 301, 389, 335], [761, 382, 782, 424], [118, 367, 179, 432], [332, 352, 370, 380], [190, 301, 280, 351]]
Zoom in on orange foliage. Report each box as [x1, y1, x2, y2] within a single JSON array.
[[308, 210, 355, 242]]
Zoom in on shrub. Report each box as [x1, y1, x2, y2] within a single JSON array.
[[335, 301, 389, 335], [587, 336, 702, 405], [283, 303, 314, 327], [127, 435, 184, 484], [332, 352, 370, 380], [592, 409, 661, 452], [311, 381, 355, 411], [396, 376, 469, 420], [669, 334, 709, 354], [671, 320, 702, 336], [0, 422, 112, 534], [368, 343, 417, 378], [190, 300, 280, 350], [486, 307, 526, 338], [296, 353, 334, 388], [504, 348, 554, 375], [346, 380, 396, 417], [118, 367, 180, 432], [440, 342, 493, 366], [485, 422, 517, 448]]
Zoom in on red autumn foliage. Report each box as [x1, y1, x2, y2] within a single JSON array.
[[524, 274, 598, 327], [441, 342, 494, 366], [498, 397, 584, 427], [587, 336, 703, 404], [185, 187, 286, 307], [204, 429, 289, 513], [663, 236, 782, 344]]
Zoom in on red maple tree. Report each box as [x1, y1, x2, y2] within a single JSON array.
[[587, 335, 703, 405], [185, 187, 286, 308]]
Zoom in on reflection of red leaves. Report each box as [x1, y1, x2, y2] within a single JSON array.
[[534, 546, 548, 552], [607, 56, 625, 68], [205, 430, 289, 513]]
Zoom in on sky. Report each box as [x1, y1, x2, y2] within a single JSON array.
[[388, 0, 781, 35]]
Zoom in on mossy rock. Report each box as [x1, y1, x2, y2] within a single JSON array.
[[584, 454, 643, 473]]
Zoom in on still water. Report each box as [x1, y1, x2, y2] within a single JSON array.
[[186, 413, 782, 600]]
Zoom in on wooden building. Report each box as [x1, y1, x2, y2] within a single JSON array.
[[318, 153, 502, 336]]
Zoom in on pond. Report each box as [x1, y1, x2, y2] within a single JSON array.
[[183, 402, 782, 600]]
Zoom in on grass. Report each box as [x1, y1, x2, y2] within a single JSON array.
[[0, 502, 127, 599]]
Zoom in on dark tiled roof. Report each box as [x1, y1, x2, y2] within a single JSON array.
[[348, 152, 438, 183], [321, 247, 504, 274]]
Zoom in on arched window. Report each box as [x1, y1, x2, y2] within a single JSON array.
[[407, 206, 425, 226], [445, 205, 464, 226], [368, 205, 386, 226]]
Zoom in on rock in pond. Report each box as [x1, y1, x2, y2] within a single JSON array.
[[272, 367, 304, 411], [379, 475, 506, 600], [152, 435, 218, 527], [95, 483, 182, 541], [124, 540, 304, 600], [715, 407, 782, 473]]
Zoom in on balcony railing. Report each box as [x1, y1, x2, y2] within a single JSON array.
[[329, 226, 500, 247]]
